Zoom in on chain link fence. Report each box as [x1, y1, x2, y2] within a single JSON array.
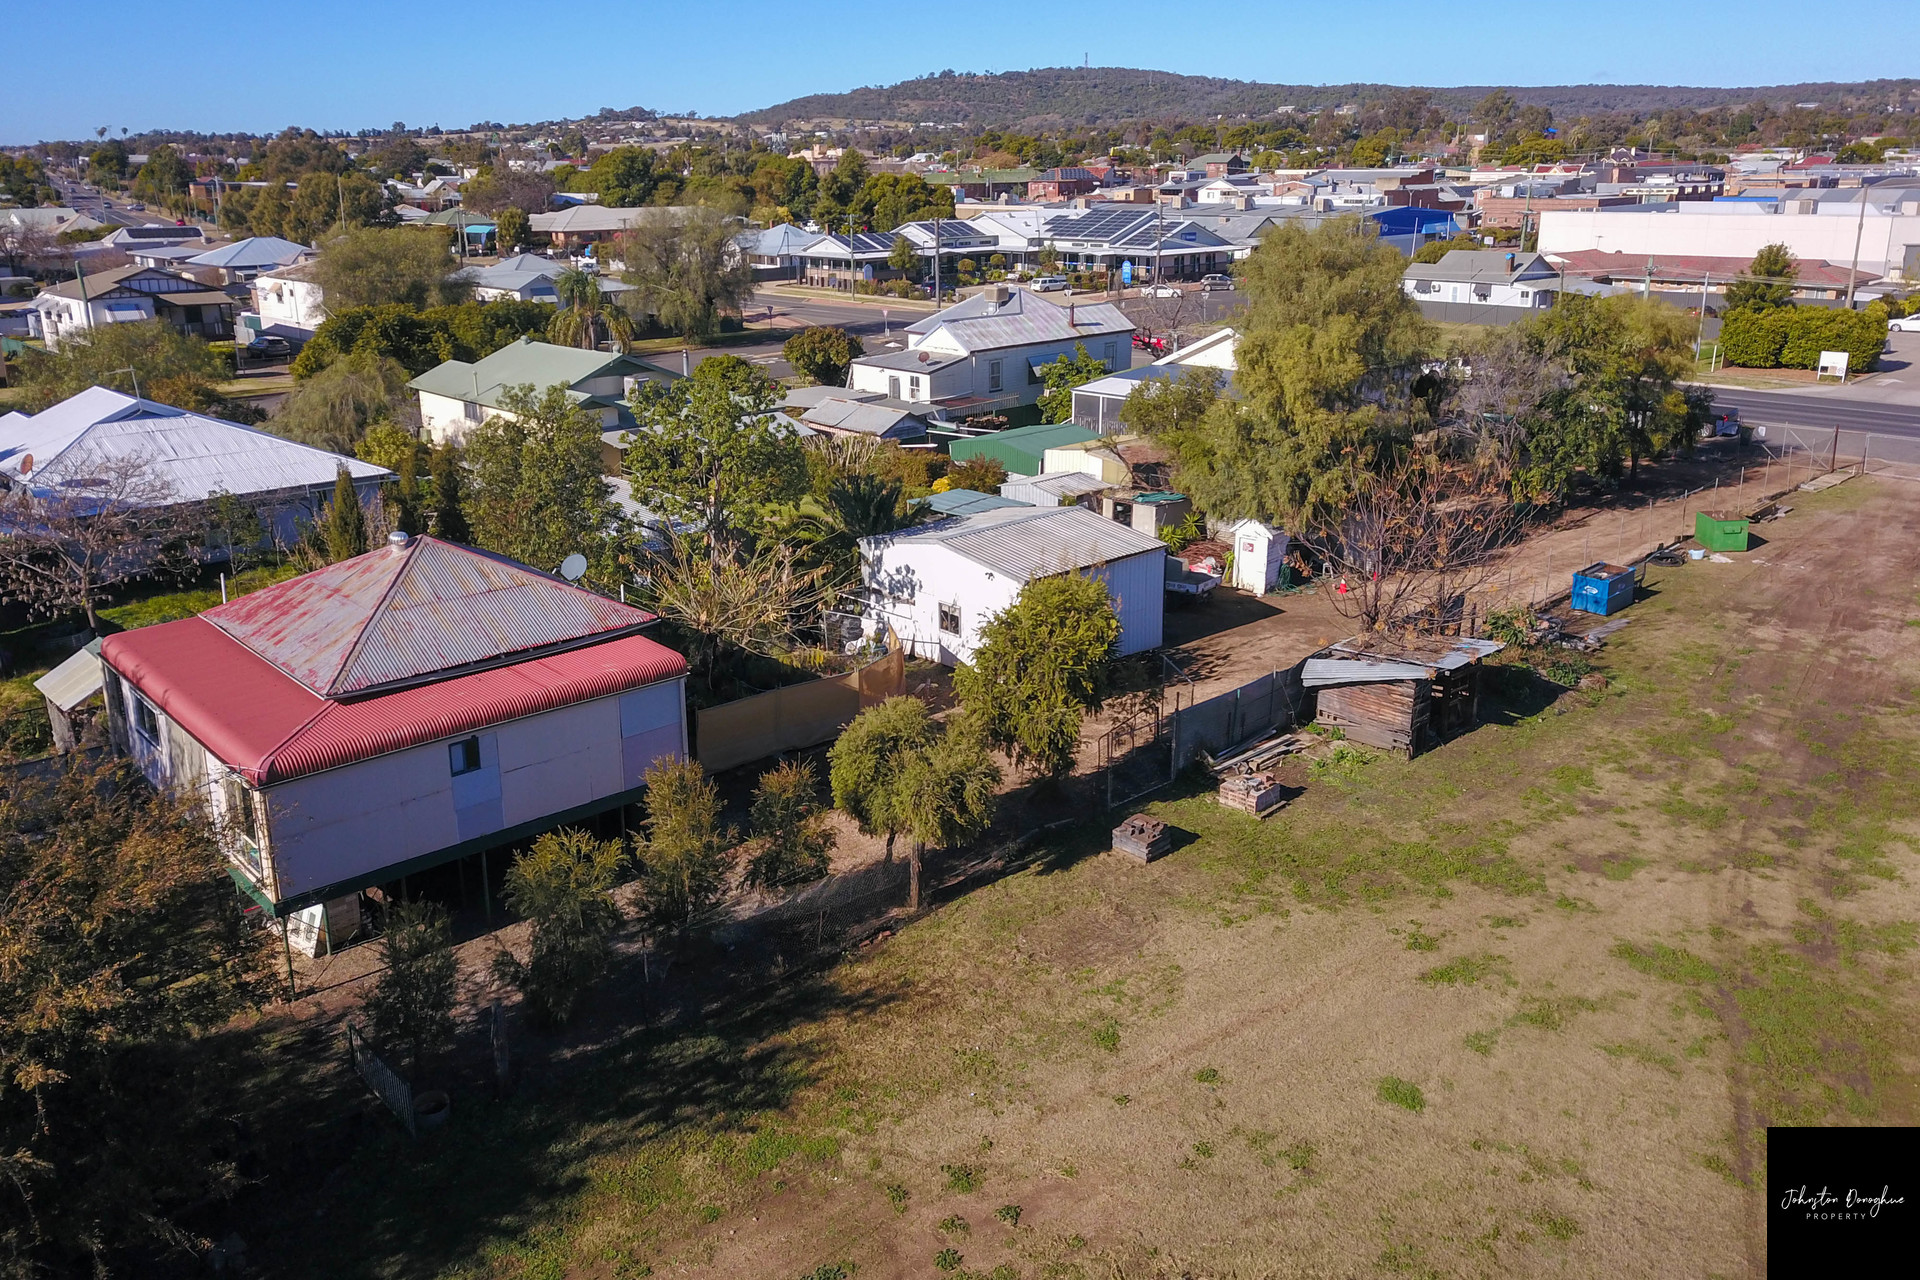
[[1755, 425, 1920, 483]]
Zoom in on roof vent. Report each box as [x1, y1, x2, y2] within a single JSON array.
[[388, 531, 411, 549], [987, 283, 1010, 306]]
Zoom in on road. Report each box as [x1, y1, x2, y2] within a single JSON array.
[[1704, 387, 1920, 440]]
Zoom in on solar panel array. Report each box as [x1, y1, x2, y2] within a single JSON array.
[[1042, 208, 1156, 241]]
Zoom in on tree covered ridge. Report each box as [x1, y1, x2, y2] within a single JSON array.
[[737, 66, 1920, 128]]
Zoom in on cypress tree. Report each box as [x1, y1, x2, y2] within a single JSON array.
[[326, 465, 368, 562], [394, 446, 424, 536], [429, 443, 471, 543]]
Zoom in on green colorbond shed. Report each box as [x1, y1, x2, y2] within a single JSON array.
[[1694, 510, 1750, 552], [946, 422, 1097, 478]]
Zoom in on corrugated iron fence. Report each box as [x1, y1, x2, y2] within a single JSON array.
[[1170, 667, 1308, 771], [694, 646, 906, 773], [1103, 664, 1309, 808]]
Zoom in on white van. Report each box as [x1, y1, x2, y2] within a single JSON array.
[[1030, 275, 1069, 292]]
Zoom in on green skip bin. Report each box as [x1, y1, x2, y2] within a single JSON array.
[[1694, 510, 1750, 553]]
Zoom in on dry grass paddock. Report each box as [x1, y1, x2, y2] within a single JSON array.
[[263, 477, 1920, 1280]]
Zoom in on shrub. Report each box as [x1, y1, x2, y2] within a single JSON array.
[[1481, 604, 1539, 647], [1721, 303, 1887, 372], [492, 828, 624, 1027], [1719, 306, 1789, 368]]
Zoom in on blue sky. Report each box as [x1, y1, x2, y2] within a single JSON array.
[[8, 1, 1918, 141]]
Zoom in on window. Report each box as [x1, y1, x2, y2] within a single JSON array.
[[987, 359, 1003, 392], [132, 692, 161, 744], [1473, 284, 1492, 301], [938, 602, 961, 635], [462, 400, 484, 423], [888, 375, 901, 398], [449, 736, 482, 775], [1103, 341, 1117, 368], [909, 376, 921, 399], [222, 776, 262, 873]]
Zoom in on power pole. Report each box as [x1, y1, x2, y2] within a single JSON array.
[[1845, 187, 1870, 308]]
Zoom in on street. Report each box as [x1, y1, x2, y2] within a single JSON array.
[[1704, 331, 1920, 442]]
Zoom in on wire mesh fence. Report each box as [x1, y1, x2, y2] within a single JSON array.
[[1757, 425, 1920, 483]]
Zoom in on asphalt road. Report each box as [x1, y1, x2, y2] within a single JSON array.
[[1705, 387, 1920, 439]]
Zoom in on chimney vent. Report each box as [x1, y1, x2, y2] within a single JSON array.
[[388, 531, 411, 549]]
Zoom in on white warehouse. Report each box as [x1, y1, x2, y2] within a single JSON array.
[[859, 505, 1166, 665]]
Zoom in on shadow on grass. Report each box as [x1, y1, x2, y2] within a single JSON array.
[[244, 960, 906, 1278]]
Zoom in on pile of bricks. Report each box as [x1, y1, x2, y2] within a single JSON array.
[[1219, 772, 1287, 818]]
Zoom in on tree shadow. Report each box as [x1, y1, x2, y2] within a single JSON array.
[[1478, 665, 1570, 725]]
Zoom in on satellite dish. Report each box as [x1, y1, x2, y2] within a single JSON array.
[[558, 553, 588, 582], [18, 454, 32, 475]]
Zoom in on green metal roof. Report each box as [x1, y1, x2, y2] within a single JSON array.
[[407, 336, 676, 410], [946, 421, 1097, 477]]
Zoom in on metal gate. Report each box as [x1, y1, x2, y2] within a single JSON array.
[[346, 1021, 415, 1135]]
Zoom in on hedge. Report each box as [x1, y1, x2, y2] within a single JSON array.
[[1720, 303, 1887, 372]]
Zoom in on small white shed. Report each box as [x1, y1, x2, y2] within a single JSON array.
[[1220, 519, 1290, 594]]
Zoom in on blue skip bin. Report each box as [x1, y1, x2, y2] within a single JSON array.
[[1571, 562, 1636, 616]]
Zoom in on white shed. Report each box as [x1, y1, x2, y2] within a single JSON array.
[[859, 505, 1166, 665], [1219, 518, 1290, 594]]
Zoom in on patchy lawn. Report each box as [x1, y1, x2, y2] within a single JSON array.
[[256, 479, 1919, 1279]]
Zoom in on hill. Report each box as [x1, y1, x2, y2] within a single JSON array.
[[736, 67, 1919, 128]]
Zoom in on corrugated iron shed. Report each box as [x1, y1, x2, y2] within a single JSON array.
[[33, 640, 104, 712], [203, 535, 655, 698]]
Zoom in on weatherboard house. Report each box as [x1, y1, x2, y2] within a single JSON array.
[[99, 534, 688, 951]]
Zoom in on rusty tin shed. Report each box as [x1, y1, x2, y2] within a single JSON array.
[[1303, 635, 1506, 756]]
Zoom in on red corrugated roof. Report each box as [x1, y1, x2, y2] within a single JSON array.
[[203, 536, 654, 697], [1547, 249, 1876, 288], [102, 618, 685, 785]]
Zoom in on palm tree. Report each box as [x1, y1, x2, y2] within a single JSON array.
[[547, 267, 636, 352]]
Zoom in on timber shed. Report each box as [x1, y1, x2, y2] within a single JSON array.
[[1303, 635, 1505, 756]]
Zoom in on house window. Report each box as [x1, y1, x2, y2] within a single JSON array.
[[909, 376, 921, 399], [938, 602, 961, 635], [462, 400, 484, 423], [132, 692, 161, 744], [1102, 341, 1117, 368], [987, 359, 1003, 392], [889, 376, 901, 398], [1473, 284, 1492, 301], [222, 776, 263, 874], [449, 736, 483, 776]]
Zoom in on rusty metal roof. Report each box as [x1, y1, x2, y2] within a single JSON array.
[[103, 619, 685, 786], [203, 535, 654, 698]]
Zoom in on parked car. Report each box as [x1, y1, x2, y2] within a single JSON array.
[[1890, 314, 1920, 333], [1710, 406, 1742, 437], [1143, 284, 1181, 298], [1199, 274, 1235, 292], [1132, 333, 1169, 354], [1030, 275, 1069, 292], [245, 335, 292, 360]]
